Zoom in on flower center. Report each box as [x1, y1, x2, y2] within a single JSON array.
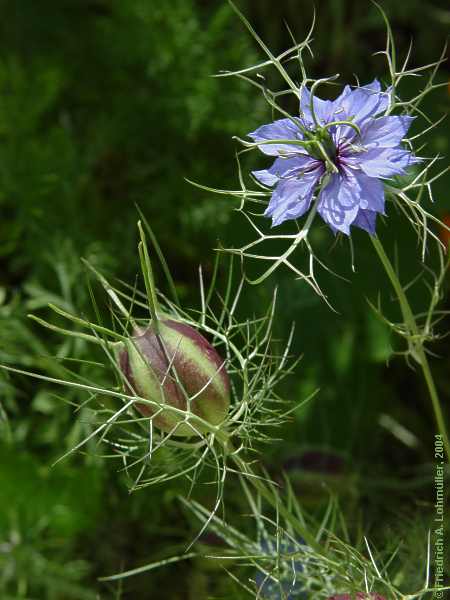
[[305, 127, 337, 165]]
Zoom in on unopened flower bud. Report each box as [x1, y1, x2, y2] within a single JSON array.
[[118, 318, 230, 436]]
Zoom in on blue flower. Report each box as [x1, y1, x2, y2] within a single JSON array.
[[249, 80, 418, 234]]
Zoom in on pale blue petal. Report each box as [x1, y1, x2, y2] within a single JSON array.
[[359, 147, 419, 178], [265, 167, 323, 226], [299, 86, 335, 128], [352, 171, 385, 212], [362, 79, 381, 93], [248, 118, 303, 156], [268, 155, 321, 179], [318, 173, 361, 234], [352, 209, 378, 234], [252, 168, 279, 186], [333, 84, 352, 108], [252, 155, 321, 187], [333, 80, 390, 141], [361, 116, 415, 149]]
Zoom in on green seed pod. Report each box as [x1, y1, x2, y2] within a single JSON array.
[[118, 319, 230, 436]]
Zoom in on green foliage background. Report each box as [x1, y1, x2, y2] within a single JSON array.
[[0, 0, 449, 598]]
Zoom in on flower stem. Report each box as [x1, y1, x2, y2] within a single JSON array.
[[138, 220, 161, 332], [216, 430, 322, 552], [371, 235, 450, 464]]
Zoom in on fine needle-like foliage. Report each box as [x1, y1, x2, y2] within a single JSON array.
[[102, 471, 449, 599], [184, 485, 447, 599], [1, 218, 311, 526]]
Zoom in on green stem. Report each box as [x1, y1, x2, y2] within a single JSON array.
[[320, 119, 361, 138], [82, 258, 136, 327], [371, 235, 450, 464], [216, 430, 322, 553], [235, 455, 322, 551], [138, 220, 161, 332]]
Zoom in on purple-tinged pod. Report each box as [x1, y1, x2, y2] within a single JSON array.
[[118, 319, 230, 436]]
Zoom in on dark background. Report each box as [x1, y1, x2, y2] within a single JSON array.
[[0, 1, 449, 598]]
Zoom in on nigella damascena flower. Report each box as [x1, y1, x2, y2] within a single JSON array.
[[249, 80, 419, 234]]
